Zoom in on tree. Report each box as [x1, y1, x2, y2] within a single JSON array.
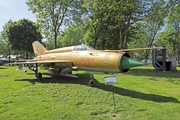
[[144, 10, 167, 61], [42, 40, 55, 50], [159, 0, 180, 63], [57, 24, 83, 47], [26, 0, 80, 49], [81, 1, 121, 49], [0, 35, 8, 57], [156, 29, 177, 54], [3, 18, 42, 59], [82, 0, 104, 48], [84, 0, 168, 49], [1, 20, 13, 62], [127, 23, 148, 59]]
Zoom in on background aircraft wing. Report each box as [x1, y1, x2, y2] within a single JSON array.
[[104, 48, 154, 52], [7, 60, 72, 64]]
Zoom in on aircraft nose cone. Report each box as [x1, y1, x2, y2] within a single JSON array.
[[121, 56, 146, 70]]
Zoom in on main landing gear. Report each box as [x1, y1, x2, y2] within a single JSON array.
[[35, 63, 42, 80], [89, 74, 94, 87]]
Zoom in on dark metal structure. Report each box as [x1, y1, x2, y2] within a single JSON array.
[[152, 47, 178, 72]]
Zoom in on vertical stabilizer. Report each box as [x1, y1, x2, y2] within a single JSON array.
[[32, 41, 47, 56]]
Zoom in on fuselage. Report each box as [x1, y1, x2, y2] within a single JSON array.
[[34, 44, 130, 74]]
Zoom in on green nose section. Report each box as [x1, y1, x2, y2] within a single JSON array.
[[121, 56, 146, 70]]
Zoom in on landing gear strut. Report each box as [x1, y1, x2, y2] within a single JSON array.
[[89, 74, 94, 87], [35, 63, 42, 80]]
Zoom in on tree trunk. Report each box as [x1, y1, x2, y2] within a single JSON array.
[[177, 34, 179, 64], [16, 51, 18, 62], [93, 35, 98, 49], [145, 28, 159, 63], [145, 49, 150, 64], [8, 48, 10, 65], [101, 38, 106, 50], [93, 28, 98, 49], [123, 11, 131, 49], [24, 51, 25, 59], [26, 51, 28, 60], [118, 21, 123, 49], [173, 43, 176, 54], [55, 32, 57, 49]]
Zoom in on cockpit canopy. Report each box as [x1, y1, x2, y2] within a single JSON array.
[[72, 44, 95, 51]]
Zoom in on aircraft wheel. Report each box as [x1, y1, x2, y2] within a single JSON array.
[[37, 73, 42, 80], [89, 80, 94, 87]]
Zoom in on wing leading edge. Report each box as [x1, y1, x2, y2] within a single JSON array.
[[104, 48, 154, 52], [8, 60, 72, 64]]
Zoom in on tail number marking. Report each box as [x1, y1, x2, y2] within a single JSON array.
[[81, 58, 94, 67]]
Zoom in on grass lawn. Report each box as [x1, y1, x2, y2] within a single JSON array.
[[1, 65, 180, 119]]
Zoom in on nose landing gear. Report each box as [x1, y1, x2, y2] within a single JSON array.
[[35, 63, 42, 80], [89, 74, 94, 87]]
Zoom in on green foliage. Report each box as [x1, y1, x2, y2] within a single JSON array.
[[82, 22, 120, 50], [0, 35, 8, 56], [26, 0, 82, 48], [3, 18, 42, 53], [57, 24, 83, 47], [83, 24, 96, 47], [127, 0, 168, 60], [156, 1, 180, 56], [81, 0, 169, 50], [1, 20, 12, 57], [42, 40, 55, 50], [156, 29, 177, 54], [128, 23, 148, 59]]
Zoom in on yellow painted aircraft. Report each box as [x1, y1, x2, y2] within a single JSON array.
[[13, 41, 153, 86]]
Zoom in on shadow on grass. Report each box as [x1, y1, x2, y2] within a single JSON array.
[[15, 73, 180, 103], [126, 68, 180, 79], [27, 73, 50, 76], [0, 67, 7, 69]]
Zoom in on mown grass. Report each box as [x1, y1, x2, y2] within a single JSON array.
[[1, 65, 180, 119]]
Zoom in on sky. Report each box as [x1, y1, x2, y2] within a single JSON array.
[[0, 0, 168, 37], [0, 0, 36, 32]]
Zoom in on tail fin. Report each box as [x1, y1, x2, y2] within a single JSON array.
[[32, 41, 47, 56]]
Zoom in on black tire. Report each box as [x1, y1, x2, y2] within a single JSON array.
[[89, 80, 94, 87], [38, 73, 42, 80]]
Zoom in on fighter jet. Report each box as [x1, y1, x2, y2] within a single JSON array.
[[13, 41, 153, 86]]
